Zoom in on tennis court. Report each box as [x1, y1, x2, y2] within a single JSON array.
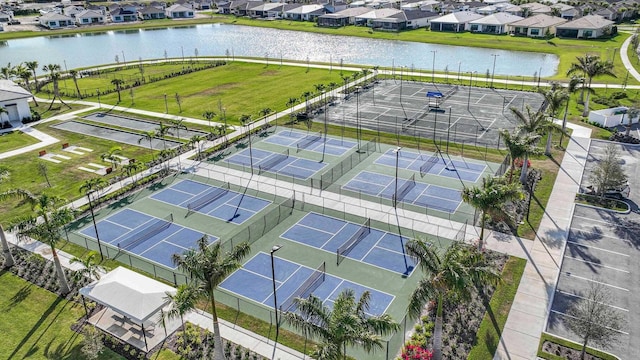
[[149, 179, 271, 224], [262, 129, 357, 156], [225, 148, 326, 180], [374, 148, 486, 183], [343, 171, 462, 213], [219, 252, 395, 316], [280, 212, 416, 276], [79, 208, 216, 268]]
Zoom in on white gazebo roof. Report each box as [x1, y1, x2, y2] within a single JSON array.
[[0, 80, 32, 102], [80, 267, 176, 324]]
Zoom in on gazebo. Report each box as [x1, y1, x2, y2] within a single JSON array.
[[79, 267, 181, 351]]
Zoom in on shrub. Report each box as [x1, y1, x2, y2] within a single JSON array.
[[401, 344, 434, 360]]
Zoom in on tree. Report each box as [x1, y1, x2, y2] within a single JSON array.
[[188, 134, 206, 157], [540, 85, 570, 155], [81, 326, 105, 360], [283, 289, 399, 360], [38, 162, 51, 187], [567, 54, 616, 116], [0, 167, 14, 268], [43, 63, 70, 110], [0, 63, 13, 80], [111, 78, 124, 103], [0, 190, 75, 294], [100, 145, 123, 169], [461, 176, 523, 250], [156, 122, 172, 150], [175, 93, 182, 113], [138, 130, 157, 151], [405, 240, 500, 360], [79, 177, 108, 261], [14, 64, 31, 92], [301, 91, 312, 114], [589, 144, 627, 197], [286, 97, 298, 123], [565, 281, 625, 359], [69, 69, 82, 98], [625, 105, 640, 137], [70, 251, 106, 281], [163, 284, 198, 346], [202, 110, 216, 129], [172, 236, 250, 360], [25, 61, 39, 92], [510, 105, 547, 183], [121, 160, 143, 186], [499, 129, 539, 183], [168, 118, 187, 140], [259, 107, 272, 122]]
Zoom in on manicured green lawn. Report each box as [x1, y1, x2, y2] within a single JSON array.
[[0, 270, 123, 360], [467, 257, 526, 359], [0, 129, 40, 153]]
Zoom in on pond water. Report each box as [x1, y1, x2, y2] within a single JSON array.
[[0, 23, 559, 76]]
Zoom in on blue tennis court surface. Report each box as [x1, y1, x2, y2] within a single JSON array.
[[375, 149, 486, 183], [262, 130, 357, 156], [281, 213, 416, 276], [79, 208, 216, 269], [219, 252, 394, 316], [343, 171, 462, 213], [149, 179, 271, 224], [225, 148, 326, 180]]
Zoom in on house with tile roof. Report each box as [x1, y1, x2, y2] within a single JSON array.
[[317, 7, 371, 27], [469, 12, 523, 34], [555, 14, 616, 38], [75, 9, 106, 25], [38, 12, 75, 28], [429, 11, 484, 32], [507, 14, 567, 37]]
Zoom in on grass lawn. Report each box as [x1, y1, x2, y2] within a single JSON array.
[[0, 129, 40, 153], [0, 270, 123, 360], [467, 256, 526, 359], [53, 62, 351, 125], [537, 333, 619, 360]]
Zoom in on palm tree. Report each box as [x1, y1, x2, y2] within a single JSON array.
[[625, 106, 640, 137], [25, 61, 39, 92], [0, 167, 14, 268], [0, 63, 13, 80], [156, 122, 171, 150], [42, 63, 69, 110], [100, 145, 123, 170], [188, 134, 206, 157], [69, 69, 82, 98], [461, 176, 523, 250], [286, 97, 298, 123], [284, 289, 399, 360], [122, 161, 143, 186], [540, 86, 570, 155], [510, 105, 547, 183], [79, 177, 108, 260], [169, 118, 187, 140], [202, 110, 216, 129], [163, 284, 198, 345], [567, 54, 616, 116], [301, 91, 312, 114], [158, 148, 177, 171], [0, 106, 7, 121], [0, 190, 75, 294], [172, 236, 251, 360], [138, 130, 157, 151], [69, 251, 106, 281], [500, 129, 540, 183], [111, 78, 125, 103], [405, 240, 501, 360]]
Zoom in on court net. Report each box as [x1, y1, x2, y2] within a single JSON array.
[[259, 149, 289, 173], [187, 183, 230, 214], [419, 153, 440, 177], [280, 261, 326, 312], [337, 218, 371, 265], [393, 174, 416, 204], [118, 213, 173, 251], [296, 132, 323, 153]]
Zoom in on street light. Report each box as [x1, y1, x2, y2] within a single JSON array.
[[270, 244, 283, 359], [393, 147, 402, 208], [446, 106, 452, 154], [467, 71, 475, 110], [87, 190, 104, 261], [491, 54, 499, 88], [430, 50, 437, 83]]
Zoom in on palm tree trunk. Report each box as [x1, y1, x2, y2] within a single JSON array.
[[582, 79, 592, 117], [52, 247, 71, 295], [210, 290, 226, 360], [479, 213, 486, 251], [433, 293, 444, 360], [545, 132, 553, 156], [1, 224, 15, 268], [626, 114, 632, 137], [519, 154, 529, 185], [180, 314, 188, 346]]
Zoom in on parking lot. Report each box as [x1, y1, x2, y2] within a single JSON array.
[[547, 141, 640, 359]]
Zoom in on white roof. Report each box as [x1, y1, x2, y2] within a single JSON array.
[[79, 267, 176, 324], [0, 80, 32, 102], [356, 8, 402, 19], [285, 4, 324, 14], [471, 12, 523, 25], [76, 9, 103, 18], [556, 14, 614, 29], [431, 11, 484, 24], [166, 4, 192, 12], [508, 14, 566, 28], [39, 12, 74, 21]]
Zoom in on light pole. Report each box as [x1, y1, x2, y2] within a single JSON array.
[[270, 244, 283, 360], [467, 72, 475, 110], [164, 93, 168, 113], [393, 147, 402, 207], [87, 190, 104, 261], [430, 50, 437, 83], [446, 106, 452, 153], [491, 54, 499, 88]]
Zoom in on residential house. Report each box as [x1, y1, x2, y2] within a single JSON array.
[[507, 14, 567, 37], [469, 12, 523, 34], [0, 11, 13, 22], [555, 14, 615, 38], [38, 12, 75, 28], [429, 11, 484, 32], [0, 80, 32, 123], [551, 4, 579, 20], [138, 6, 166, 19], [63, 5, 84, 18], [370, 9, 437, 30], [519, 2, 551, 16], [355, 8, 402, 27], [193, 0, 213, 10], [317, 7, 371, 27], [594, 7, 616, 21], [174, 0, 194, 9], [284, 4, 325, 21], [247, 2, 283, 18], [75, 9, 106, 25], [404, 9, 438, 29], [165, 4, 194, 18], [324, 1, 348, 14], [149, 1, 166, 10], [110, 5, 139, 22]]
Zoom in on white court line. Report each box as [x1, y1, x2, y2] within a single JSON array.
[[474, 94, 487, 104], [550, 310, 629, 335], [562, 272, 630, 292], [564, 256, 629, 273], [566, 240, 630, 257], [555, 289, 629, 312]]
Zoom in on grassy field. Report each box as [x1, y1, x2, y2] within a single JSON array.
[[467, 257, 526, 359], [0, 129, 40, 153]]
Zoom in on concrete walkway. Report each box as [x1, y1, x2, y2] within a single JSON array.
[[620, 34, 640, 83]]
